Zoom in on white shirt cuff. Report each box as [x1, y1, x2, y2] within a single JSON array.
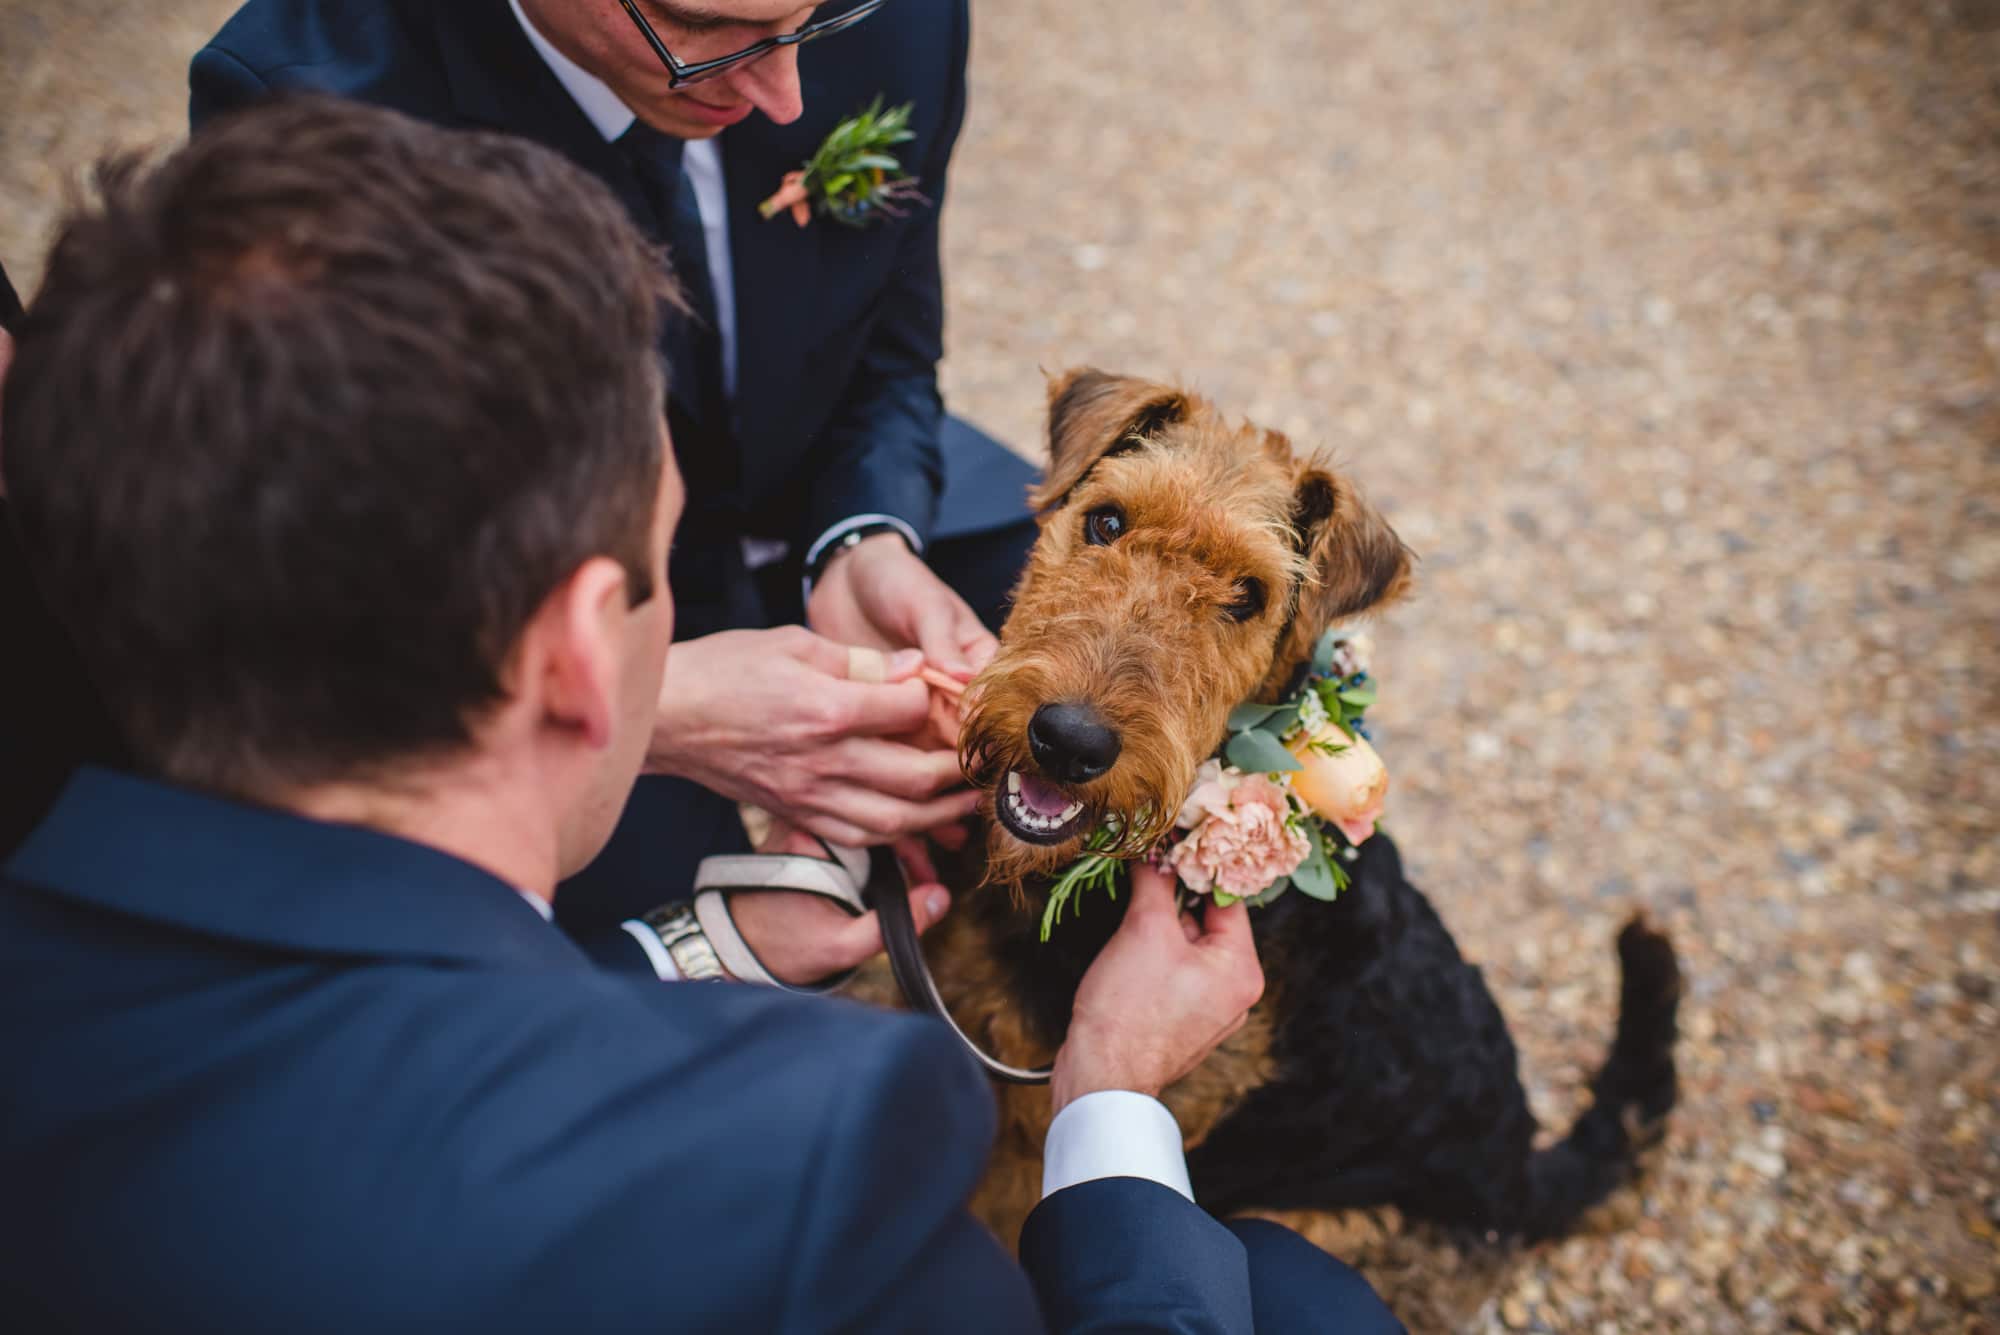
[[1040, 1090, 1193, 1203], [620, 919, 684, 982]]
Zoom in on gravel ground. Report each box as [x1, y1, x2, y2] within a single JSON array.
[[5, 1, 1999, 1330]]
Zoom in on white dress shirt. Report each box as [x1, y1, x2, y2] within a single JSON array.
[[508, 0, 921, 574]]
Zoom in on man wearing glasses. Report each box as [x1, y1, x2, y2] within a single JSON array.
[[190, 0, 1042, 938]]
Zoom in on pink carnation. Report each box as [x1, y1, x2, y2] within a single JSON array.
[[1168, 773, 1312, 899], [1175, 759, 1240, 829]]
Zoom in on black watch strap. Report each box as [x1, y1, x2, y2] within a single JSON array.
[[807, 522, 908, 586]]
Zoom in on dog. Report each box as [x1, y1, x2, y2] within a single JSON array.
[[903, 367, 1682, 1258]]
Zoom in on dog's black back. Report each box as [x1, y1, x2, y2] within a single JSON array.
[[965, 832, 1680, 1244]]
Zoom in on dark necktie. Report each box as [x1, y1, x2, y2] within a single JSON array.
[[619, 121, 726, 437]]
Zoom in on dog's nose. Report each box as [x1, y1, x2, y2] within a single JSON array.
[[1028, 703, 1122, 783]]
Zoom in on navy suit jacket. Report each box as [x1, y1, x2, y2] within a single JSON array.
[[0, 768, 1260, 1332], [191, 0, 961, 572]]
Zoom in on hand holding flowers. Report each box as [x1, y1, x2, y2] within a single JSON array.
[[1052, 862, 1264, 1114]]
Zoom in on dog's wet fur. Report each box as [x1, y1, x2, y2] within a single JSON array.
[[910, 369, 1681, 1254]]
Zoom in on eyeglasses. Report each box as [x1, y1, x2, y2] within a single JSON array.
[[617, 0, 885, 89]]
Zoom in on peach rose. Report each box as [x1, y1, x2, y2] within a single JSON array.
[[1169, 773, 1313, 899], [1287, 725, 1388, 845]]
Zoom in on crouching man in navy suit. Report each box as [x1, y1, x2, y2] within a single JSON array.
[[0, 100, 1400, 1333]]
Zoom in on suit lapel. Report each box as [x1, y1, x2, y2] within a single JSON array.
[[719, 63, 835, 493], [430, 2, 663, 238]]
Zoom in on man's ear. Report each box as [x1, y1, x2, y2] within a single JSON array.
[[521, 556, 631, 751], [1031, 367, 1192, 513], [1276, 459, 1413, 665]]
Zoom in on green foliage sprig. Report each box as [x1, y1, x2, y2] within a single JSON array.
[[761, 98, 927, 227], [1040, 822, 1126, 943]]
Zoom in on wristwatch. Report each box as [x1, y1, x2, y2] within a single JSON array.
[[806, 521, 909, 589], [638, 903, 728, 981]]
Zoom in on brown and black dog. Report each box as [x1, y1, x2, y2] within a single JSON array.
[[880, 369, 1681, 1262]]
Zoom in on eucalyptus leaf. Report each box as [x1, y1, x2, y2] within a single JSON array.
[[1256, 699, 1303, 737], [1227, 701, 1285, 731], [1290, 837, 1340, 900], [1247, 877, 1293, 909], [1225, 729, 1302, 773]]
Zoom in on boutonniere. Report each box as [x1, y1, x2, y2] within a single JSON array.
[[1038, 628, 1389, 941], [758, 97, 929, 228]]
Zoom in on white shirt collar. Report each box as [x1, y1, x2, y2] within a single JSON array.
[[509, 0, 638, 142], [516, 889, 556, 922]]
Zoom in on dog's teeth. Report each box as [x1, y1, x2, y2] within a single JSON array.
[[1001, 776, 1085, 838]]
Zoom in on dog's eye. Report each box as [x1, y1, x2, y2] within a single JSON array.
[[1083, 505, 1126, 547], [1226, 578, 1266, 622]]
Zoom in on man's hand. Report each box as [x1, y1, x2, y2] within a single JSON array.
[[647, 626, 979, 846], [807, 533, 998, 681], [723, 829, 950, 986], [1051, 864, 1265, 1115]]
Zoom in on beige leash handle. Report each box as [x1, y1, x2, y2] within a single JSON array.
[[690, 852, 869, 995]]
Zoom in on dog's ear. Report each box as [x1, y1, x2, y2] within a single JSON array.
[[1032, 368, 1190, 512], [1283, 460, 1413, 644]]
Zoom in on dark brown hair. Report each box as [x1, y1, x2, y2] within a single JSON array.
[[2, 96, 679, 794]]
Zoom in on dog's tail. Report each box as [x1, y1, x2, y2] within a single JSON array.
[[1520, 913, 1682, 1242]]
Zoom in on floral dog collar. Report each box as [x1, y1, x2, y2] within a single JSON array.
[[1039, 627, 1388, 942]]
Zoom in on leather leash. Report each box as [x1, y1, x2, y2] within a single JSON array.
[[864, 844, 1053, 1086]]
